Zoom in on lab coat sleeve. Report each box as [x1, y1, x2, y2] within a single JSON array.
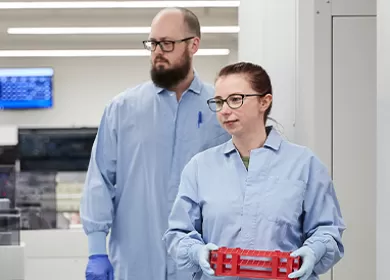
[[163, 157, 205, 273], [80, 103, 118, 256], [302, 165, 346, 275]]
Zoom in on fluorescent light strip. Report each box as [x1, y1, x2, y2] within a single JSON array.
[[0, 1, 239, 9], [7, 26, 240, 35], [0, 49, 230, 57]]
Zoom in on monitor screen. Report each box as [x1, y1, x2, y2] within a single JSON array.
[[0, 67, 54, 109]]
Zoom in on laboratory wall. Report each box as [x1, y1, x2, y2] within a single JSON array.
[[332, 15, 376, 280], [0, 56, 231, 127], [238, 0, 297, 142], [376, 0, 390, 279], [0, 7, 237, 128]]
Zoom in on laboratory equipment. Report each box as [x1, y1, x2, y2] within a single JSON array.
[[209, 247, 301, 279], [18, 127, 97, 172], [0, 198, 20, 245], [0, 67, 53, 110], [16, 172, 57, 230], [0, 197, 25, 280], [0, 165, 16, 208], [0, 145, 18, 165]]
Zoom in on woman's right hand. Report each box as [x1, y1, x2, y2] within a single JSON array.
[[196, 243, 219, 276]]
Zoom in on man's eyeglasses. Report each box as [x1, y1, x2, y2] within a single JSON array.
[[143, 37, 194, 52], [207, 93, 267, 112]]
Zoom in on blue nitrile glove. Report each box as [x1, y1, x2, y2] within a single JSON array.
[[86, 254, 114, 280], [288, 246, 316, 280], [197, 243, 219, 276]]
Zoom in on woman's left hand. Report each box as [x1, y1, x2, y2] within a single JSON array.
[[288, 246, 316, 280]]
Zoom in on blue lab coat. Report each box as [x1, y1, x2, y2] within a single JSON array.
[[80, 73, 231, 280], [164, 127, 346, 280]]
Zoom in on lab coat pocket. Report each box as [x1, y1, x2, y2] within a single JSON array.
[[257, 178, 305, 227]]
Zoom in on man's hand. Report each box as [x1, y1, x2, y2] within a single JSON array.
[[86, 254, 114, 280]]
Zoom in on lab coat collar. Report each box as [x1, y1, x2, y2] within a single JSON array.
[[154, 69, 202, 95], [223, 126, 282, 155]]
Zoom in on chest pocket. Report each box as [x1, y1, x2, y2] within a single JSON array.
[[257, 178, 305, 226], [175, 112, 205, 142]]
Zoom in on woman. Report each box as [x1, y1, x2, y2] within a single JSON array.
[[163, 62, 345, 280]]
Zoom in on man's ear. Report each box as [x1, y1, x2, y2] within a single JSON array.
[[190, 37, 200, 55]]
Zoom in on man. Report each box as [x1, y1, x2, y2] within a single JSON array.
[[80, 7, 231, 280]]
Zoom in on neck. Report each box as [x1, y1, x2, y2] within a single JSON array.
[[171, 69, 194, 101], [233, 125, 268, 157]]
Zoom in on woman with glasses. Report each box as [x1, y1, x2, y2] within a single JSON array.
[[163, 62, 345, 280]]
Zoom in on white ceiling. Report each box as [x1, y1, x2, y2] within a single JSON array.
[[0, 4, 238, 51]]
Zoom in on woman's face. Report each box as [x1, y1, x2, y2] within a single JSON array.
[[214, 74, 271, 137]]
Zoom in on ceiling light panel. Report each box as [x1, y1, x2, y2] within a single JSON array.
[[0, 1, 240, 9], [0, 49, 230, 57], [7, 26, 240, 35]]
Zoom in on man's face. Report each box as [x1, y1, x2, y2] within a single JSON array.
[[147, 11, 196, 89], [150, 43, 192, 89]]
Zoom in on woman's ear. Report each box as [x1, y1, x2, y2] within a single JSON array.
[[262, 94, 273, 110]]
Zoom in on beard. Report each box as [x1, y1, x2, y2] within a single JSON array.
[[150, 50, 191, 89]]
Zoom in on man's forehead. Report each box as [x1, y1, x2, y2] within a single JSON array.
[[149, 26, 185, 40], [148, 34, 181, 41]]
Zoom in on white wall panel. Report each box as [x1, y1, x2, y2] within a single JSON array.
[[21, 230, 88, 280], [239, 0, 298, 142], [332, 16, 376, 280], [295, 0, 333, 171], [376, 0, 390, 279], [332, 0, 376, 16]]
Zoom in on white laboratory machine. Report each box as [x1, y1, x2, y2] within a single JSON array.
[[0, 198, 25, 280]]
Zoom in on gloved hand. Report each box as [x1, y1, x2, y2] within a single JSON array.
[[197, 243, 219, 276], [288, 246, 316, 280], [86, 254, 114, 280]]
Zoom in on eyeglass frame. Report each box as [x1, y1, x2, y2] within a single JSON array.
[[142, 36, 195, 52], [206, 93, 270, 113]]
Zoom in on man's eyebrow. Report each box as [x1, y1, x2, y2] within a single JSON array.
[[148, 37, 172, 41]]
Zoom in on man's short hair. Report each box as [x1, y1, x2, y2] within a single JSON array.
[[176, 7, 201, 39]]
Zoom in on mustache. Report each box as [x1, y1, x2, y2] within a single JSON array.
[[154, 56, 169, 63]]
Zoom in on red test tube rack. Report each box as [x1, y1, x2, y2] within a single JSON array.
[[209, 247, 301, 279]]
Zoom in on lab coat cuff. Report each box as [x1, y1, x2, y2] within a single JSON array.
[[88, 231, 107, 256], [304, 240, 327, 263]]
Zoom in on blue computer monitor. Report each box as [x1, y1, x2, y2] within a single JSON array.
[[0, 67, 54, 109]]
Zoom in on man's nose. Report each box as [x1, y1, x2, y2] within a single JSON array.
[[154, 44, 164, 55]]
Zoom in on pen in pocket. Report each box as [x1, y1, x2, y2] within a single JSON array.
[[197, 111, 202, 128]]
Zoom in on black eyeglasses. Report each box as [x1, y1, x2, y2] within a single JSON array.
[[142, 37, 194, 52], [207, 93, 267, 112]]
